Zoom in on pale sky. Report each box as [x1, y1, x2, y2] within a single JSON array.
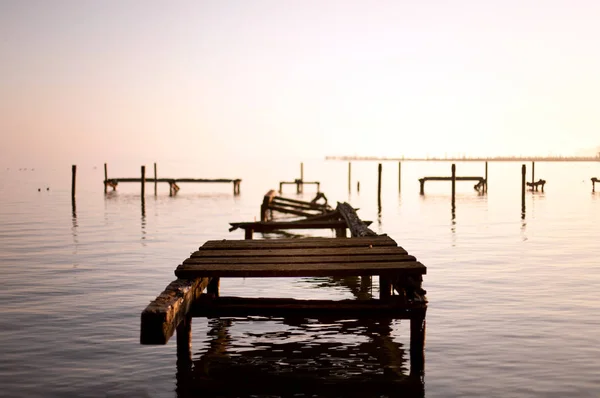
[[1, 0, 600, 168]]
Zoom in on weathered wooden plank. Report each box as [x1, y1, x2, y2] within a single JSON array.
[[192, 245, 408, 258], [200, 235, 397, 250], [183, 253, 416, 265], [175, 261, 426, 279], [140, 277, 210, 344], [229, 220, 372, 232], [337, 202, 378, 237], [267, 205, 321, 218], [190, 295, 426, 318]]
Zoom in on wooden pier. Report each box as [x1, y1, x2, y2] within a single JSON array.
[[103, 163, 241, 195], [526, 179, 546, 192], [141, 205, 427, 395], [419, 164, 487, 195], [278, 162, 321, 194], [105, 177, 241, 195]]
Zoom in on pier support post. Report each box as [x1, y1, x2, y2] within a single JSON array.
[[348, 162, 351, 193], [154, 163, 157, 196], [485, 161, 488, 193], [419, 179, 425, 195], [104, 163, 108, 193], [335, 227, 347, 237], [377, 163, 382, 204], [379, 275, 391, 300], [71, 165, 76, 199], [410, 310, 426, 377], [532, 161, 535, 186], [357, 181, 360, 193], [451, 164, 456, 201], [141, 165, 146, 197], [244, 228, 253, 240], [398, 162, 402, 193], [521, 164, 526, 211], [176, 315, 192, 364], [207, 277, 220, 296]]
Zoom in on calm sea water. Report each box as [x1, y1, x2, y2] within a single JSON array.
[[1, 159, 599, 398]]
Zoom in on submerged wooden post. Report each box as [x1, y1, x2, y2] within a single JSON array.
[[521, 164, 526, 210], [451, 164, 456, 201], [348, 162, 352, 193], [485, 161, 488, 193], [71, 165, 76, 199], [398, 162, 402, 193], [532, 161, 535, 186], [104, 163, 108, 194], [410, 311, 426, 377], [154, 162, 157, 196], [207, 277, 220, 296], [357, 181, 360, 192], [176, 315, 192, 364], [377, 163, 382, 203], [141, 165, 146, 197], [300, 162, 304, 181], [379, 276, 391, 300]]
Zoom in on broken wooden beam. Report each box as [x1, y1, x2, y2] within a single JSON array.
[[140, 277, 211, 344], [337, 202, 378, 237]]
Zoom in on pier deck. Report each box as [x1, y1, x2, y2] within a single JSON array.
[[141, 211, 427, 394]]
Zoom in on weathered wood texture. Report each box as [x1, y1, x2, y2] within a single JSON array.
[[191, 295, 426, 318], [229, 220, 371, 233], [140, 277, 210, 344], [200, 235, 397, 250], [191, 245, 408, 258], [176, 261, 425, 279], [175, 237, 425, 279], [337, 202, 378, 237]]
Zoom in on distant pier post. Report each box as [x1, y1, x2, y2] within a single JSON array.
[[485, 161, 488, 192], [377, 163, 382, 204], [531, 161, 535, 185], [71, 165, 76, 199], [154, 163, 157, 196], [348, 162, 352, 193], [521, 164, 526, 210], [357, 181, 360, 193], [398, 162, 402, 193], [451, 164, 456, 201], [104, 163, 108, 194], [141, 165, 146, 197]]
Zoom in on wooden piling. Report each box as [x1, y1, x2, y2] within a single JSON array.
[[141, 165, 146, 197], [104, 163, 108, 194], [521, 164, 526, 210], [348, 162, 352, 193], [377, 163, 382, 203], [176, 315, 192, 364], [532, 161, 535, 185], [410, 312, 426, 377], [451, 164, 456, 201], [398, 162, 402, 193], [357, 181, 360, 192], [300, 162, 304, 181], [154, 163, 157, 196], [71, 165, 76, 199], [485, 161, 488, 193]]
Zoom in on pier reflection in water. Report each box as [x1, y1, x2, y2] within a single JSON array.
[[176, 315, 423, 398]]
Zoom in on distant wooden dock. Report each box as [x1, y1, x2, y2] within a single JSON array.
[[140, 203, 427, 394], [103, 163, 241, 195]]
